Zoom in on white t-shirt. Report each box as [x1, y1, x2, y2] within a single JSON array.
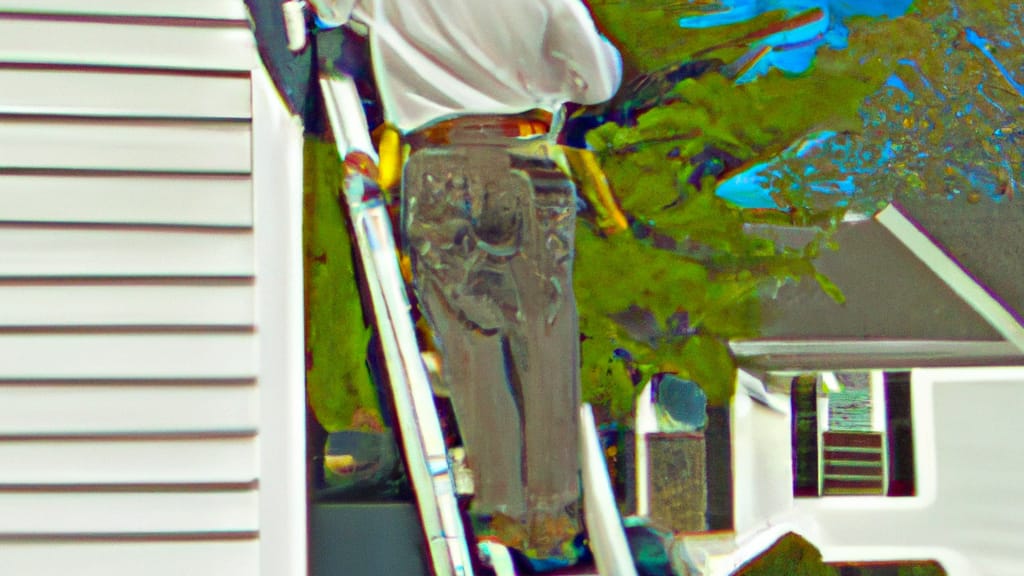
[[310, 0, 622, 132]]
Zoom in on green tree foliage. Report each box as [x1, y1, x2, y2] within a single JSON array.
[[574, 49, 865, 415], [572, 0, 1003, 418], [592, 1, 789, 74], [304, 139, 381, 432], [770, 2, 1024, 211], [573, 173, 829, 416]]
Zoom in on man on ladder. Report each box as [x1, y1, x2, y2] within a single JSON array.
[[302, 0, 622, 570]]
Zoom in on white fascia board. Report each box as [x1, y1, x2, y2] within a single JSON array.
[[730, 339, 1019, 359], [876, 203, 1024, 354]]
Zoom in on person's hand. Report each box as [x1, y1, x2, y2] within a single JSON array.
[[307, 0, 357, 28], [340, 151, 383, 207], [344, 150, 380, 182]]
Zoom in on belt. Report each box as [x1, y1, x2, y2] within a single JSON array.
[[405, 110, 552, 148]]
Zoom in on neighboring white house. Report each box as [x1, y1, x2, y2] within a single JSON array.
[[0, 2, 307, 575], [678, 205, 1024, 575]]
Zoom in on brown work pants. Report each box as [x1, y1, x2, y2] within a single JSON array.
[[402, 139, 581, 552]]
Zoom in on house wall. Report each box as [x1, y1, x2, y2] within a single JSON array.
[[0, 2, 306, 574], [732, 391, 794, 536], [252, 60, 308, 576], [785, 367, 1024, 576]]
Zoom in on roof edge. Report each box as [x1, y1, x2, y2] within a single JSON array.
[[731, 339, 1024, 371], [876, 203, 1024, 354]]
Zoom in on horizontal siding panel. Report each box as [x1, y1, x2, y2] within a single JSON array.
[[0, 333, 256, 379], [0, 173, 252, 227], [0, 18, 255, 71], [0, 68, 251, 119], [0, 284, 254, 326], [0, 0, 248, 20], [0, 437, 257, 484], [0, 491, 258, 534], [0, 228, 254, 277], [0, 118, 251, 173], [0, 385, 257, 435], [0, 540, 259, 576]]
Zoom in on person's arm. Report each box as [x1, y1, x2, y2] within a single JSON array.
[[305, 0, 377, 168], [545, 0, 623, 105], [307, 0, 357, 27]]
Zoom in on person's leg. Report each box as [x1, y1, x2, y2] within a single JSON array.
[[506, 154, 583, 556], [402, 148, 527, 518], [403, 145, 584, 563], [431, 293, 526, 518]]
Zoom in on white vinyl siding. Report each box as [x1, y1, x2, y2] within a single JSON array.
[[0, 333, 256, 379], [0, 0, 248, 20], [0, 283, 255, 326], [0, 118, 252, 173], [0, 173, 252, 227], [0, 68, 252, 119], [0, 3, 279, 575], [0, 384, 258, 434], [0, 228, 255, 277], [0, 437, 258, 485], [0, 491, 259, 534], [0, 541, 260, 576], [0, 19, 255, 71]]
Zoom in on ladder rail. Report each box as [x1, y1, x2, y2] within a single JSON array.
[[321, 74, 473, 576]]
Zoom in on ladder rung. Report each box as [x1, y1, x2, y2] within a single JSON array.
[[823, 445, 882, 454], [826, 460, 883, 467], [823, 487, 886, 495], [824, 473, 884, 481]]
